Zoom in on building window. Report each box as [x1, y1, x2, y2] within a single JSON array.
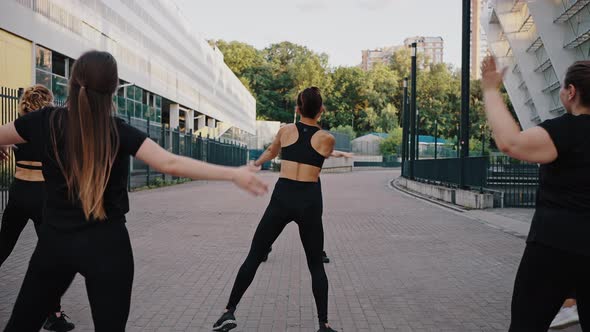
[[35, 45, 71, 101]]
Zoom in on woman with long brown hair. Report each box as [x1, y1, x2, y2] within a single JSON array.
[[0, 50, 267, 332], [482, 56, 590, 331], [0, 85, 75, 332]]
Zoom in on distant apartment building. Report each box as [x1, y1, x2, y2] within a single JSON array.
[[360, 46, 403, 71], [403, 36, 445, 64]]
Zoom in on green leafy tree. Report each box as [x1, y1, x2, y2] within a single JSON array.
[[379, 127, 403, 155], [329, 125, 357, 139]]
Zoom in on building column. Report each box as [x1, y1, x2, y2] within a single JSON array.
[[170, 103, 180, 129], [185, 109, 195, 133]]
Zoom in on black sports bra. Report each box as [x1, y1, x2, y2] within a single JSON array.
[[281, 122, 326, 168]]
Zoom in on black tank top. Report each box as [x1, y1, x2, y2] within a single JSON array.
[[281, 122, 326, 168], [14, 142, 42, 170]]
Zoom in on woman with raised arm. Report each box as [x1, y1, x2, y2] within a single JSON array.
[[0, 85, 75, 331], [481, 56, 590, 331], [213, 87, 349, 332], [1, 50, 267, 332]]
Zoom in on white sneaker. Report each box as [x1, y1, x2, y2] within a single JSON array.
[[550, 305, 579, 329]]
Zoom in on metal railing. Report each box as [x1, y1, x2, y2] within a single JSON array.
[[0, 88, 19, 212], [413, 157, 488, 189], [486, 155, 539, 207], [353, 155, 401, 168], [0, 86, 248, 212], [329, 131, 352, 152], [405, 155, 539, 207]]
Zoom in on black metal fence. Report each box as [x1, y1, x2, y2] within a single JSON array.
[[0, 88, 19, 213], [405, 155, 539, 207], [354, 155, 401, 168], [129, 126, 248, 190], [330, 131, 352, 152], [412, 157, 488, 189], [486, 156, 539, 207], [0, 86, 248, 212]]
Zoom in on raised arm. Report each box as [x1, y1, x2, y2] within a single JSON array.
[[253, 127, 283, 167], [135, 139, 268, 196], [482, 57, 557, 164]]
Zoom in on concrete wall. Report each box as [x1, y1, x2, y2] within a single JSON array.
[[397, 177, 494, 209], [322, 157, 353, 173]]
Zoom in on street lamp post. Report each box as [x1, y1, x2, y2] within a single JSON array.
[[416, 109, 420, 161], [460, 0, 471, 188], [401, 77, 409, 176], [409, 42, 418, 180]]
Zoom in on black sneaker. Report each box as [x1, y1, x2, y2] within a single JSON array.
[[262, 246, 272, 262], [322, 251, 330, 264], [317, 324, 338, 332], [212, 311, 237, 331], [43, 312, 75, 332]]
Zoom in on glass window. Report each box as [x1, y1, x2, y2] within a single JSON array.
[[117, 96, 126, 115], [126, 100, 134, 118], [36, 69, 52, 89], [155, 95, 162, 108], [36, 46, 52, 71], [126, 87, 134, 100], [52, 75, 68, 101], [134, 103, 142, 118], [52, 52, 67, 77], [134, 87, 143, 102]]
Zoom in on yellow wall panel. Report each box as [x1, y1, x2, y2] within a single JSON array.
[[0, 29, 32, 90]]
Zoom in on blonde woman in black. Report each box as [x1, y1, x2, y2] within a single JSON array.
[[0, 85, 75, 331]]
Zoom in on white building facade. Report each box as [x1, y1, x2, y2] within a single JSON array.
[[0, 0, 256, 137], [483, 0, 590, 129]]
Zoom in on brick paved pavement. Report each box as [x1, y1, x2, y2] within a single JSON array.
[[0, 170, 579, 331]]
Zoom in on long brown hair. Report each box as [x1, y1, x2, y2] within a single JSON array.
[[19, 84, 54, 115], [50, 50, 120, 220]]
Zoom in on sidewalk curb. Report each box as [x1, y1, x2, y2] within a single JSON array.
[[390, 177, 530, 239]]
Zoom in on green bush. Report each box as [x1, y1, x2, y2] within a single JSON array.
[[379, 128, 403, 155]]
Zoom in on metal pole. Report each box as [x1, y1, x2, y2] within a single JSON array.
[[401, 78, 409, 176], [409, 42, 418, 180], [460, 0, 471, 188], [416, 109, 420, 161], [481, 127, 486, 157], [434, 120, 438, 160]]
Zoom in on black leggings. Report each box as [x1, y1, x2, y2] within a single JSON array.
[[226, 178, 329, 324], [0, 180, 43, 266], [0, 180, 62, 314], [4, 222, 134, 332], [510, 242, 590, 331]]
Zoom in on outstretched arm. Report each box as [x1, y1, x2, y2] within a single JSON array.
[[135, 139, 268, 196], [482, 57, 557, 164], [0, 122, 26, 161], [253, 127, 283, 166], [330, 150, 353, 158]]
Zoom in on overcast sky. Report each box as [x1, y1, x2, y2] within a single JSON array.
[[177, 0, 465, 68]]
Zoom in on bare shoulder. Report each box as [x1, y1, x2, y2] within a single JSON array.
[[318, 131, 335, 144]]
